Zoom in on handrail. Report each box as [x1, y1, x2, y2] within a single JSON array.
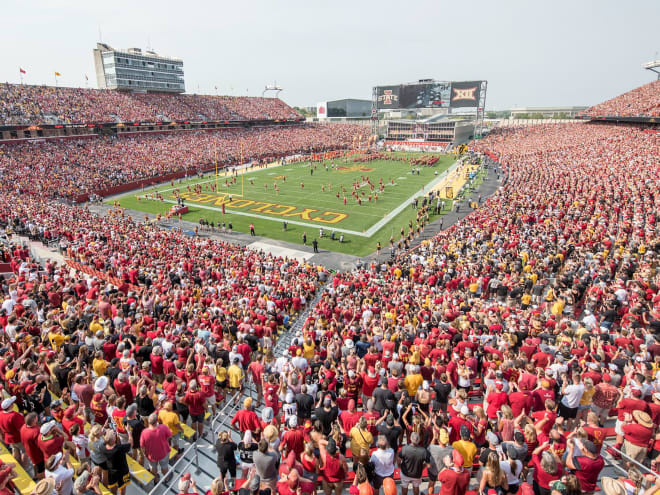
[[211, 390, 242, 433], [603, 440, 656, 476], [147, 443, 198, 495]]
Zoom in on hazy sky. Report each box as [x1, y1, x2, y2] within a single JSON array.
[[2, 0, 658, 109]]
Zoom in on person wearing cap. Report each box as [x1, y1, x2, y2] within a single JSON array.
[[621, 410, 654, 463], [45, 452, 75, 495], [451, 424, 477, 469], [436, 450, 470, 495], [0, 395, 25, 465], [447, 405, 472, 444], [564, 432, 604, 494], [279, 416, 305, 457], [427, 427, 453, 495], [231, 398, 261, 435], [38, 420, 71, 462]]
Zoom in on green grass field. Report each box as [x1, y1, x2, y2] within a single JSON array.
[[109, 153, 456, 256]]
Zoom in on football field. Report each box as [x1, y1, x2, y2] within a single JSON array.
[[110, 153, 456, 256]]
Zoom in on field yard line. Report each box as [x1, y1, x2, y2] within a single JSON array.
[[363, 160, 459, 237], [158, 198, 370, 236]]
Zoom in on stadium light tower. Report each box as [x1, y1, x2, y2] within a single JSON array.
[[262, 84, 283, 97], [644, 58, 660, 80]]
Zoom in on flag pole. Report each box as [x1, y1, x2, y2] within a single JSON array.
[[240, 144, 244, 197], [214, 139, 218, 193]]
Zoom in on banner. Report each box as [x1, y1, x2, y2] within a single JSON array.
[[316, 101, 327, 119], [450, 81, 482, 108], [376, 86, 400, 109]]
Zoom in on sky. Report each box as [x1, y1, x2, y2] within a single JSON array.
[[1, 0, 659, 110]]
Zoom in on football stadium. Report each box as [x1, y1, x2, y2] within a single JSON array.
[[0, 3, 659, 495]]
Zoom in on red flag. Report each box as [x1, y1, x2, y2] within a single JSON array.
[[19, 67, 26, 74]]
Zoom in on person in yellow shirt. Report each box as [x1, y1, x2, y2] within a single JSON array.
[[349, 417, 373, 459], [89, 316, 103, 334], [158, 401, 182, 449], [48, 327, 66, 351], [227, 359, 244, 391], [404, 367, 423, 397], [452, 425, 478, 468], [93, 351, 109, 377], [303, 338, 315, 360]]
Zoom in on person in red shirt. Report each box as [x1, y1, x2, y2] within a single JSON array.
[[436, 450, 470, 495], [113, 373, 134, 404], [485, 381, 509, 420], [508, 382, 532, 417], [231, 398, 261, 434], [0, 396, 25, 464], [531, 380, 555, 412], [621, 410, 654, 463], [20, 412, 44, 478], [247, 356, 264, 404], [198, 366, 216, 415], [151, 346, 165, 383], [184, 381, 207, 440], [37, 420, 69, 460], [62, 405, 85, 440], [612, 389, 649, 454], [339, 400, 362, 435], [530, 399, 557, 438], [565, 436, 604, 493], [360, 367, 379, 404], [530, 450, 563, 495], [582, 412, 607, 451], [278, 417, 305, 457]]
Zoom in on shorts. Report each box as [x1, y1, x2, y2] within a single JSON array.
[[220, 465, 237, 479], [190, 413, 205, 423], [108, 472, 131, 490], [558, 402, 578, 419], [372, 473, 392, 489], [426, 470, 438, 482], [33, 461, 45, 474], [148, 455, 169, 472], [217, 380, 228, 389], [206, 395, 217, 406], [400, 473, 422, 489]]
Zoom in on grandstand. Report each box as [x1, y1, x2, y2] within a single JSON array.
[[0, 77, 658, 495], [581, 79, 660, 118]]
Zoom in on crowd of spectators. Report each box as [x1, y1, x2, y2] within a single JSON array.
[[0, 119, 657, 495], [0, 84, 302, 125], [0, 124, 365, 200], [582, 80, 660, 118]]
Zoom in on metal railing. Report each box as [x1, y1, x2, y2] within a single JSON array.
[[602, 440, 657, 477], [147, 442, 199, 495]]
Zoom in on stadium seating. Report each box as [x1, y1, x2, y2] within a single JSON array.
[[0, 84, 302, 125], [582, 79, 660, 117]]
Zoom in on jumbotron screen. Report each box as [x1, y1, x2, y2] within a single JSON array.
[[376, 80, 484, 109]]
